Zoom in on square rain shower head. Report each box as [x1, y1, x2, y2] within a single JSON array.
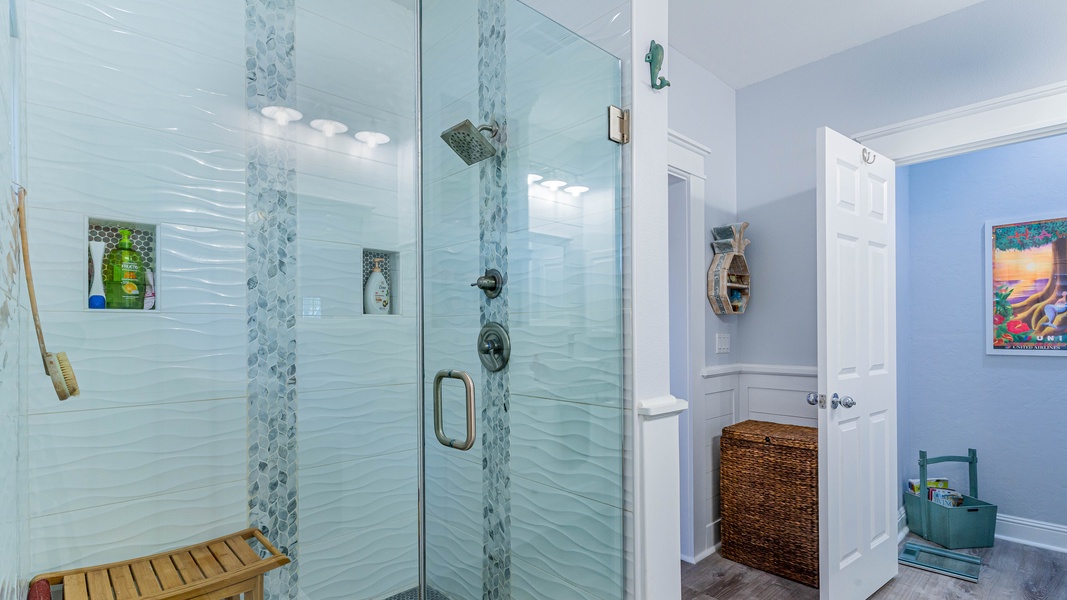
[[440, 119, 498, 166]]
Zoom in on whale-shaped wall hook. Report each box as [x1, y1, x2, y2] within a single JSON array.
[[645, 40, 670, 90]]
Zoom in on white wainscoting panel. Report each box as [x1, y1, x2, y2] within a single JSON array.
[[689, 364, 818, 562], [685, 369, 738, 562], [739, 370, 819, 428]]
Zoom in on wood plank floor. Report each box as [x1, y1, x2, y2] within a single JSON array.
[[681, 534, 1067, 600]]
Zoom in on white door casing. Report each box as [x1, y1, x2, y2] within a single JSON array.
[[816, 127, 898, 599]]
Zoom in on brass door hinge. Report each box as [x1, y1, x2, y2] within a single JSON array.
[[608, 105, 629, 144]]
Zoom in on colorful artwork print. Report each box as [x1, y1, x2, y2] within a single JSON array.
[[991, 216, 1067, 352]]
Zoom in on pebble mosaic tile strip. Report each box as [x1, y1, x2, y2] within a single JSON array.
[[478, 1, 512, 598], [245, 1, 300, 599]]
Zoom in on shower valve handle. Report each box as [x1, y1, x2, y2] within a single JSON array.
[[470, 269, 503, 298], [471, 275, 498, 290]]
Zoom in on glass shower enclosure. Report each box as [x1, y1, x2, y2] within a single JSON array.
[[420, 1, 624, 598], [2, 1, 625, 599]]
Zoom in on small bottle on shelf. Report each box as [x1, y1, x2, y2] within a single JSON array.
[[103, 229, 146, 309], [363, 257, 391, 314]]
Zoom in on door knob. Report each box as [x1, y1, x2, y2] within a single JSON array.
[[831, 393, 856, 409], [806, 392, 819, 406]]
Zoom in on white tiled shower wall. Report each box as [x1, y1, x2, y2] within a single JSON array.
[[21, 0, 248, 575], [292, 2, 420, 599], [16, 2, 419, 598], [1, 0, 26, 598]]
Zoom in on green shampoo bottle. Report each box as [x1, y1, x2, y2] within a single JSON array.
[[103, 229, 146, 309]]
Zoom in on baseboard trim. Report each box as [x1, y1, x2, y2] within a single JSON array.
[[682, 545, 718, 565], [995, 514, 1067, 554], [701, 363, 818, 378]]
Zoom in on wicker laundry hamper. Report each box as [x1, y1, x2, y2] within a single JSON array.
[[720, 420, 819, 588]]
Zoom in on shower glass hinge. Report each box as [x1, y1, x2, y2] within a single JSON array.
[[608, 105, 629, 144]]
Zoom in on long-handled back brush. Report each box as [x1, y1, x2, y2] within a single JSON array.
[[15, 186, 79, 400]]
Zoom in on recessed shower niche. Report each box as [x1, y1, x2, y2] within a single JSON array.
[[85, 218, 159, 311], [362, 248, 399, 316]]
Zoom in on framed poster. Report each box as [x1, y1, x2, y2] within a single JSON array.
[[986, 215, 1067, 355]]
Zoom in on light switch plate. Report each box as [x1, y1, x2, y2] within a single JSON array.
[[716, 333, 730, 354]]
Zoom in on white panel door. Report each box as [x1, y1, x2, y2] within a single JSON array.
[[816, 127, 898, 600]]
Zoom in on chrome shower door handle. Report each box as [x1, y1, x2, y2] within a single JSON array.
[[433, 369, 476, 451]]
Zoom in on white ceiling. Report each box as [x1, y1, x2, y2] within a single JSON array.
[[670, 0, 988, 89]]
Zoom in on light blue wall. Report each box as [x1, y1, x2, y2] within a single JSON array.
[[668, 47, 738, 366], [736, 0, 1067, 366], [903, 133, 1067, 526]]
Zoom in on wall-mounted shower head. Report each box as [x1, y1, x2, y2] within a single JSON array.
[[440, 120, 498, 165]]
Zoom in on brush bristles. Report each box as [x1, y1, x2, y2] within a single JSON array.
[[44, 352, 79, 400], [55, 352, 79, 398]]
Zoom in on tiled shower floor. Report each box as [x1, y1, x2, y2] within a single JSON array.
[[384, 587, 451, 600]]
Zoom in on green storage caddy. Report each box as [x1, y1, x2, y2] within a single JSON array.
[[903, 449, 997, 549]]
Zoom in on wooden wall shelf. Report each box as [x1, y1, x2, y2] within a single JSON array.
[[708, 222, 750, 315]]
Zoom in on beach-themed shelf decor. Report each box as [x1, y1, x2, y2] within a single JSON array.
[[708, 222, 750, 315]]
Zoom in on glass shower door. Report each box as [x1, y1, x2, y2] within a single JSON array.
[[421, 1, 625, 598]]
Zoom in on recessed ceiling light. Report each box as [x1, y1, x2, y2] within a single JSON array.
[[527, 174, 543, 185], [564, 185, 589, 197], [354, 131, 391, 148], [260, 106, 302, 126], [540, 179, 567, 191], [310, 119, 349, 137]]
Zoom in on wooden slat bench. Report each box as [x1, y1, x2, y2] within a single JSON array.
[[30, 528, 289, 600]]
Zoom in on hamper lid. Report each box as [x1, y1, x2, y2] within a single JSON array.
[[722, 419, 817, 450]]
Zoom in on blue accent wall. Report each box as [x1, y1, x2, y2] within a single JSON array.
[[902, 133, 1067, 526]]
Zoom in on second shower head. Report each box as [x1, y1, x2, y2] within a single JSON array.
[[441, 119, 498, 166]]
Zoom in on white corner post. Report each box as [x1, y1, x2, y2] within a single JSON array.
[[630, 1, 688, 599]]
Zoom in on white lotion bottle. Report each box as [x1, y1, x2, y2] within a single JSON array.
[[88, 240, 106, 309], [363, 257, 391, 314]]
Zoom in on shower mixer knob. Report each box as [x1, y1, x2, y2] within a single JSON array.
[[470, 268, 504, 298], [477, 322, 511, 372]]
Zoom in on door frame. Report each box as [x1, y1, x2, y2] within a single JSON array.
[[823, 80, 1067, 593], [855, 80, 1067, 166], [666, 130, 712, 563]]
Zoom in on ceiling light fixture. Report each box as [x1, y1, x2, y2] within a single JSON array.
[[527, 174, 543, 185], [309, 119, 349, 137], [354, 131, 391, 148], [564, 185, 589, 197], [540, 179, 567, 191], [260, 106, 303, 126]]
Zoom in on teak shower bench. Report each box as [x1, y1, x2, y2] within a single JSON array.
[[29, 528, 289, 600]]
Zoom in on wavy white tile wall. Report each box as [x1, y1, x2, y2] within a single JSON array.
[[26, 104, 246, 230], [500, 7, 627, 596], [1, 184, 23, 600], [425, 444, 481, 598], [27, 399, 246, 518], [511, 477, 625, 600], [28, 484, 246, 574], [296, 318, 417, 392], [293, 4, 420, 597], [22, 0, 249, 580], [299, 385, 417, 471], [1, 1, 24, 596], [19, 312, 246, 414], [511, 394, 624, 507], [32, 0, 244, 60]]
